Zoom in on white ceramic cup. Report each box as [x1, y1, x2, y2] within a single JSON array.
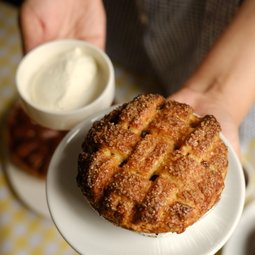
[[16, 39, 115, 130]]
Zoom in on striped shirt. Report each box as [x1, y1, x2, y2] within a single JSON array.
[[104, 0, 240, 94]]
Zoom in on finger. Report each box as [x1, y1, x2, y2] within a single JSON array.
[[19, 4, 44, 53]]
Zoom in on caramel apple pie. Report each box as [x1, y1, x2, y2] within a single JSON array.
[[77, 94, 228, 234]]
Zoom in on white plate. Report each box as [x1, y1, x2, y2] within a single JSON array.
[[6, 162, 50, 218], [46, 108, 245, 255], [222, 201, 255, 255]]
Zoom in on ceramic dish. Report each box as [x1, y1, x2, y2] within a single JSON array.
[[6, 162, 50, 218], [222, 200, 255, 255], [46, 108, 245, 255], [242, 160, 255, 204], [16, 39, 115, 130]]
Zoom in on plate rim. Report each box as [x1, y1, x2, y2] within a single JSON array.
[[6, 162, 50, 218]]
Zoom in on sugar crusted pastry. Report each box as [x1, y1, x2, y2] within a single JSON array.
[[77, 94, 228, 234], [6, 102, 66, 179]]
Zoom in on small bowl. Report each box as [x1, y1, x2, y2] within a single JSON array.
[[16, 39, 115, 130]]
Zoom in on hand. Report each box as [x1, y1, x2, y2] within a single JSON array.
[[169, 87, 240, 156], [19, 0, 106, 52]]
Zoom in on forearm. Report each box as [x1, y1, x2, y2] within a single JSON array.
[[184, 0, 255, 126]]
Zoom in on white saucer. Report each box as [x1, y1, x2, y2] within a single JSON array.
[[222, 201, 255, 255], [46, 108, 245, 255], [6, 162, 50, 218]]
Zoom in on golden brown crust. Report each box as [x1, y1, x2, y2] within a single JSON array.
[[6, 102, 66, 179], [77, 94, 228, 234]]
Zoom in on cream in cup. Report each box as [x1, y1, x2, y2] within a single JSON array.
[[16, 39, 115, 130]]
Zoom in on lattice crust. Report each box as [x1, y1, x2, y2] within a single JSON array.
[[77, 94, 228, 234]]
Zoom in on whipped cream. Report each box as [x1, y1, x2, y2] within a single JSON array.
[[28, 47, 99, 112]]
